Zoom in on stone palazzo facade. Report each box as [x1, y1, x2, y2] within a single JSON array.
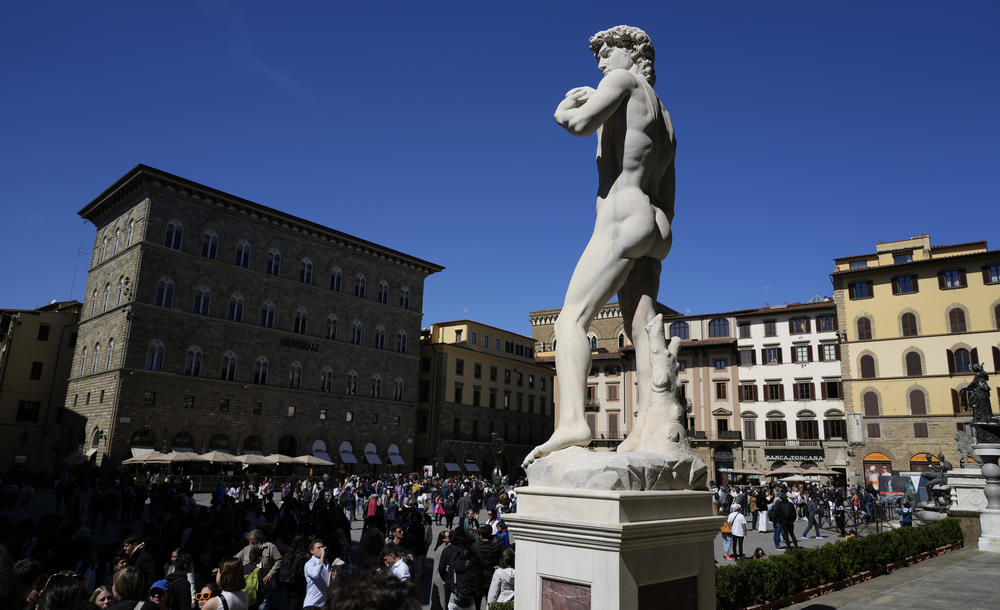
[[65, 165, 442, 470]]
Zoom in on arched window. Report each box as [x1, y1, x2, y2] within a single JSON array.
[[227, 294, 245, 322], [266, 249, 281, 275], [860, 355, 876, 379], [995, 304, 1000, 329], [220, 351, 237, 381], [145, 340, 165, 372], [708, 318, 730, 338], [154, 278, 175, 308], [326, 315, 338, 340], [320, 367, 333, 392], [102, 283, 111, 311], [101, 237, 109, 263], [397, 331, 407, 354], [260, 301, 275, 328], [857, 317, 872, 340], [208, 434, 230, 452], [289, 362, 302, 389], [330, 268, 342, 292], [350, 321, 363, 345], [587, 333, 598, 350], [669, 321, 689, 340], [172, 431, 195, 452], [370, 375, 382, 399], [954, 348, 972, 373], [377, 281, 389, 304], [949, 308, 967, 333], [293, 308, 308, 334], [375, 326, 386, 349], [910, 389, 927, 416], [164, 220, 183, 250], [901, 312, 918, 337], [399, 287, 410, 310], [126, 219, 135, 246], [394, 378, 405, 401], [346, 371, 358, 395], [354, 275, 366, 298], [106, 338, 114, 370], [299, 258, 313, 284], [201, 231, 218, 259], [254, 356, 269, 384], [863, 391, 879, 417], [618, 332, 626, 349], [184, 346, 203, 376], [114, 229, 121, 255], [193, 286, 211, 315], [905, 352, 923, 376], [90, 289, 97, 316], [234, 239, 252, 268], [79, 347, 88, 376], [117, 276, 125, 306], [91, 343, 101, 374]]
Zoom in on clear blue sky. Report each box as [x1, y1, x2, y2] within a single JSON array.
[[1, 2, 997, 336]]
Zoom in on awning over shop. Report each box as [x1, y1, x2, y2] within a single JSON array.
[[85, 449, 98, 458], [364, 453, 382, 465], [339, 451, 359, 464], [388, 454, 405, 465], [464, 463, 481, 472], [130, 446, 155, 457], [444, 462, 461, 472], [313, 451, 333, 463]]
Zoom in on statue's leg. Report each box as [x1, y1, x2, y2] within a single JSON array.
[[616, 258, 661, 452], [522, 237, 634, 468]]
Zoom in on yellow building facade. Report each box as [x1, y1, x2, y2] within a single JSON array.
[[832, 235, 1000, 485], [417, 320, 554, 477]]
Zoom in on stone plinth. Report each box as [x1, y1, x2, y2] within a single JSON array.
[[975, 444, 1000, 553], [526, 446, 707, 491], [947, 467, 986, 541], [504, 486, 721, 610]]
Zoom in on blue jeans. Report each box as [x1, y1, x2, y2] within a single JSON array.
[[773, 521, 783, 547], [722, 532, 733, 555], [802, 514, 820, 537]]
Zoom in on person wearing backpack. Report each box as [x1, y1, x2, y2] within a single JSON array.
[[278, 535, 310, 610]]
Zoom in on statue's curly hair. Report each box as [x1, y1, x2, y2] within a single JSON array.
[[589, 25, 656, 86]]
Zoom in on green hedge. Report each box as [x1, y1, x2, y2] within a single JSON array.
[[716, 519, 962, 610], [488, 603, 514, 610]]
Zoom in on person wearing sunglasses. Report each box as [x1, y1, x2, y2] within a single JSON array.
[[148, 580, 171, 610], [195, 584, 220, 609], [36, 573, 87, 610], [200, 558, 248, 610]]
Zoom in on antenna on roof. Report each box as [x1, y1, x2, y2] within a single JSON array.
[[69, 219, 88, 300], [764, 286, 771, 307]]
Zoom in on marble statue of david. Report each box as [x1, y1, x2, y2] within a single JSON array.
[[525, 25, 677, 468]]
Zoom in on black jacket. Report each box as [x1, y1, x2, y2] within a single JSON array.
[[449, 558, 479, 601], [165, 571, 191, 610], [777, 499, 797, 525], [471, 538, 503, 593]]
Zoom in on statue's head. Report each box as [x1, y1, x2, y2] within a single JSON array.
[[589, 25, 656, 86]]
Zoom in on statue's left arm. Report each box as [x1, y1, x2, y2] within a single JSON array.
[[554, 69, 634, 137]]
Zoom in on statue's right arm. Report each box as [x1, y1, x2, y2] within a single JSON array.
[[554, 70, 633, 137]]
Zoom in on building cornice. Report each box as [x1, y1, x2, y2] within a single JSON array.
[[79, 164, 445, 277]]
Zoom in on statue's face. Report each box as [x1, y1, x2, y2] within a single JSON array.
[[597, 44, 633, 75]]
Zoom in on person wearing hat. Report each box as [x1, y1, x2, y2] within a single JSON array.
[[148, 579, 171, 610], [726, 503, 748, 560]]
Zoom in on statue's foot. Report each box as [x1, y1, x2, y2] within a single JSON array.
[[522, 421, 592, 469]]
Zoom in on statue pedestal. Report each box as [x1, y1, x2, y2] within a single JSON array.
[[975, 444, 1000, 553], [504, 486, 721, 610], [947, 468, 986, 543]]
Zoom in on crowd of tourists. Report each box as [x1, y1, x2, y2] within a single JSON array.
[[0, 467, 522, 610], [713, 480, 901, 560]]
